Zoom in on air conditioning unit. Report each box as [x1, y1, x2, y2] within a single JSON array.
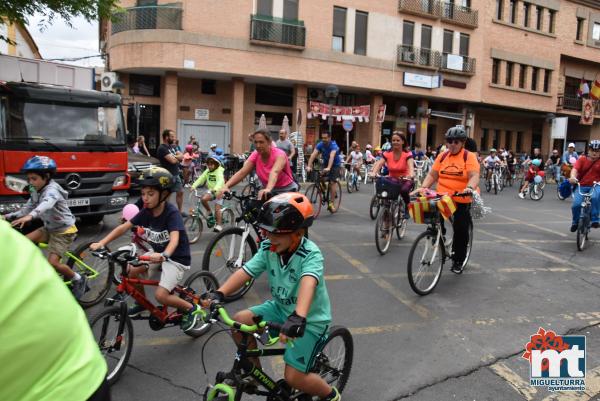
[[309, 88, 325, 101], [100, 72, 117, 92], [402, 51, 416, 63]]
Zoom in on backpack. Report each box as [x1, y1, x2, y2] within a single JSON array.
[[439, 149, 469, 163]]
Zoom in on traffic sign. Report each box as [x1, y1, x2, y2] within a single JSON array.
[[342, 120, 353, 131]]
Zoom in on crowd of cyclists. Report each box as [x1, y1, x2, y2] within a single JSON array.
[[4, 123, 600, 401]]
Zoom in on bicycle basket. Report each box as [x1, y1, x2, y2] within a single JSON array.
[[409, 197, 439, 224], [376, 177, 402, 199]]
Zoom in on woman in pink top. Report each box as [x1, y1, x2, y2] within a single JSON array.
[[220, 128, 298, 199], [369, 131, 415, 216]]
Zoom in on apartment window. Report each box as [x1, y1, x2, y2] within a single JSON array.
[[535, 6, 542, 30], [531, 67, 539, 90], [459, 33, 469, 56], [201, 79, 216, 95], [403, 20, 415, 46], [283, 0, 298, 20], [523, 3, 530, 27], [593, 22, 600, 40], [421, 24, 432, 49], [509, 0, 517, 23], [496, 0, 503, 20], [443, 29, 454, 53], [354, 11, 368, 55], [506, 62, 514, 86], [332, 7, 347, 52], [548, 10, 555, 33], [257, 0, 273, 16], [482, 128, 489, 150], [129, 74, 160, 97], [492, 59, 500, 84], [519, 64, 527, 88], [543, 70, 551, 93], [576, 18, 585, 40]]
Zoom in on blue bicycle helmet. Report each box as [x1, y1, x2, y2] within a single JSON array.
[[21, 155, 57, 174], [214, 147, 224, 156], [531, 159, 542, 167], [207, 154, 224, 167]]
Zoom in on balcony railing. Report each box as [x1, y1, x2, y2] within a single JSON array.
[[441, 52, 476, 74], [398, 0, 478, 28], [111, 5, 182, 34], [557, 94, 600, 115], [250, 15, 306, 48], [397, 45, 441, 69]]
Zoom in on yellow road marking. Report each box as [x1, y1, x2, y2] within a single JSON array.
[[489, 362, 537, 400], [541, 366, 600, 401]]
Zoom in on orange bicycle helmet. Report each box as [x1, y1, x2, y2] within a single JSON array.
[[258, 193, 314, 233]]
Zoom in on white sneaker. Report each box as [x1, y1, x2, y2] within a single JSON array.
[[213, 225, 223, 232], [518, 192, 525, 199]]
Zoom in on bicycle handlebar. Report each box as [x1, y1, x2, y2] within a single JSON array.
[[207, 303, 282, 334]]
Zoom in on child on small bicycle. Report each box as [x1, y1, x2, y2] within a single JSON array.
[[518, 159, 542, 198], [345, 143, 363, 178], [1, 156, 86, 299], [190, 154, 226, 232], [202, 193, 341, 401], [182, 144, 199, 185], [89, 167, 201, 332]]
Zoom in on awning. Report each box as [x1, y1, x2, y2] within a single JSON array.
[[430, 111, 463, 120]]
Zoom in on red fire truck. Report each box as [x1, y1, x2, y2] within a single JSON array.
[[0, 55, 129, 224]]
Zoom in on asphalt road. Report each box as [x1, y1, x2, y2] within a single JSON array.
[[77, 180, 600, 401]]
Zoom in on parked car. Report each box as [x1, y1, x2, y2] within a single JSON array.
[[128, 149, 160, 191]]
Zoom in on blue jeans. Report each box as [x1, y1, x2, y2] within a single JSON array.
[[553, 165, 561, 182], [571, 186, 600, 225]]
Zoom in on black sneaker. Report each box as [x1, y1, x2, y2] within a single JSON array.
[[450, 262, 464, 274], [128, 303, 146, 318], [570, 224, 578, 232]]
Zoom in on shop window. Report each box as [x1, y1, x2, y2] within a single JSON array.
[[255, 85, 293, 107], [129, 74, 160, 97], [201, 80, 216, 95]]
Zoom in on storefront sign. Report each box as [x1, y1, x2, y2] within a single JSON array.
[[403, 72, 441, 89], [194, 108, 209, 120], [307, 101, 371, 122], [551, 117, 568, 139], [376, 104, 387, 123]]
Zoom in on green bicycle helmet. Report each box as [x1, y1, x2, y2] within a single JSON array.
[[138, 166, 173, 192]]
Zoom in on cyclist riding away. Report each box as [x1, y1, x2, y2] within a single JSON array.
[[370, 131, 415, 217], [220, 128, 298, 200], [345, 143, 363, 180], [307, 131, 341, 212], [202, 193, 340, 401], [568, 140, 600, 232], [1, 156, 86, 299], [191, 154, 226, 232], [89, 167, 201, 332], [518, 159, 541, 198], [412, 126, 480, 273]]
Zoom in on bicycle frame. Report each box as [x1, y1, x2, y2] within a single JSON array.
[[38, 242, 100, 284]]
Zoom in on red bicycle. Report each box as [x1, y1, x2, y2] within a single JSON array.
[[88, 248, 219, 385]]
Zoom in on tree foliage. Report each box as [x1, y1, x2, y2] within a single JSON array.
[[0, 0, 120, 43]]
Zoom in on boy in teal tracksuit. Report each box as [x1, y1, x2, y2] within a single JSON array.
[[191, 155, 225, 232]]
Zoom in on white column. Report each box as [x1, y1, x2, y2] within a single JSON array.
[[414, 22, 422, 48], [452, 31, 460, 54], [345, 8, 356, 54], [431, 27, 444, 52], [273, 0, 283, 18]]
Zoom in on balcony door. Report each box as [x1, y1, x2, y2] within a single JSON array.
[[420, 25, 432, 66], [136, 0, 157, 29]]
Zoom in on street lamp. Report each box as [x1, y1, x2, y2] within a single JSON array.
[[324, 84, 339, 135]]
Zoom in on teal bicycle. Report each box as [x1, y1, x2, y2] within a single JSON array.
[[185, 189, 236, 244]]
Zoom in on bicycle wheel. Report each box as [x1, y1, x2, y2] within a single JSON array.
[[407, 230, 444, 296], [355, 175, 360, 192], [202, 227, 257, 302], [308, 326, 353, 395], [330, 181, 342, 213], [493, 176, 498, 194], [577, 214, 590, 251], [68, 241, 114, 308], [89, 306, 133, 385], [369, 195, 380, 220], [530, 184, 544, 200], [184, 215, 204, 244], [395, 205, 408, 240], [375, 207, 393, 255], [485, 179, 491, 192], [221, 208, 236, 229], [305, 184, 322, 218], [346, 173, 353, 193], [459, 220, 474, 270], [182, 271, 219, 338]]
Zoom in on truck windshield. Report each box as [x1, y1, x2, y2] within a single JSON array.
[[1, 99, 126, 147]]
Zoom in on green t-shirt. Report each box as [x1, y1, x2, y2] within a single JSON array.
[[191, 165, 225, 193], [243, 237, 332, 327], [0, 220, 107, 401]]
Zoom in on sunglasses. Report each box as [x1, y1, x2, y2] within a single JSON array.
[[446, 139, 462, 144]]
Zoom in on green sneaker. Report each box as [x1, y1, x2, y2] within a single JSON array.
[[181, 304, 201, 332], [322, 387, 341, 401]]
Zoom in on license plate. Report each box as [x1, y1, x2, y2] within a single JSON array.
[[67, 198, 90, 207]]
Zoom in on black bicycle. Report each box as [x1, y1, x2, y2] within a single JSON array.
[[373, 176, 410, 255], [304, 173, 342, 218], [201, 303, 353, 401]]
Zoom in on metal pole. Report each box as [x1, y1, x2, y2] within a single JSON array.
[[346, 129, 350, 157]]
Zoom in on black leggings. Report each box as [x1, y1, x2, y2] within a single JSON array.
[[450, 203, 472, 264]]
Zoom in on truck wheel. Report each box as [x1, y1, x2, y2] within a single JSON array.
[[80, 215, 104, 225]]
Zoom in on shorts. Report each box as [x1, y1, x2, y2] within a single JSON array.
[[172, 175, 184, 193], [142, 253, 189, 292], [204, 191, 223, 206], [42, 228, 76, 257], [271, 182, 299, 195], [249, 300, 329, 373], [325, 166, 341, 182]]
